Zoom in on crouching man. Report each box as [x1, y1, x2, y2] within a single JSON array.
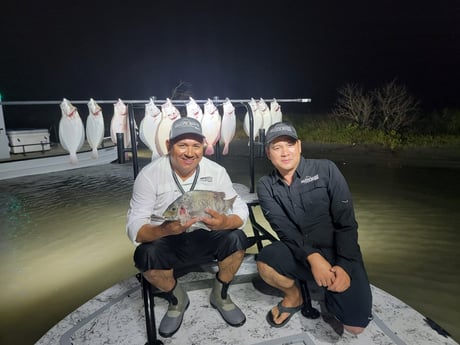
[[126, 117, 249, 337]]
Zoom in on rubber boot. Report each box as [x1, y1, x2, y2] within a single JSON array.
[[159, 282, 190, 338], [210, 273, 246, 327]]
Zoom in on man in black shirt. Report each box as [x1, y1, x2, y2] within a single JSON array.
[[256, 122, 372, 335]]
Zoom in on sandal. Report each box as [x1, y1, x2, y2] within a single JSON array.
[[266, 301, 302, 328]]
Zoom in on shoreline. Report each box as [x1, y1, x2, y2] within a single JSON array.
[[215, 139, 460, 169], [301, 142, 460, 169]]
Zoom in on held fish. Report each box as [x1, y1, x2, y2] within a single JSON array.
[[86, 98, 105, 159], [59, 98, 85, 164], [161, 190, 236, 226]]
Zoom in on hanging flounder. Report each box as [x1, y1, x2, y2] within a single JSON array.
[[220, 98, 236, 155], [259, 98, 272, 134], [243, 98, 263, 140], [110, 99, 135, 149], [202, 98, 221, 156], [139, 98, 162, 160], [186, 97, 203, 123], [59, 98, 85, 165], [156, 98, 180, 156], [86, 98, 105, 159], [270, 98, 283, 124]]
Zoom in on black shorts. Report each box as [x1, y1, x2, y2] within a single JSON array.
[[134, 229, 248, 273], [256, 241, 373, 328]]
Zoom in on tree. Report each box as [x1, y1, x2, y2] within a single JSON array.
[[373, 80, 420, 133], [332, 84, 374, 128], [170, 81, 194, 100]]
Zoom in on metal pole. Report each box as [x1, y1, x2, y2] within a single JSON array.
[[0, 98, 311, 106], [128, 104, 139, 178]]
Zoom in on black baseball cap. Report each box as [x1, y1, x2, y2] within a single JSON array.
[[265, 122, 298, 146]]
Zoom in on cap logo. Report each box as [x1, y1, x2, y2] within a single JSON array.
[[270, 125, 294, 133], [174, 118, 200, 130]]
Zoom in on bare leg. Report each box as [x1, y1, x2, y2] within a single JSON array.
[[217, 249, 245, 283], [143, 268, 175, 291], [257, 261, 303, 325]]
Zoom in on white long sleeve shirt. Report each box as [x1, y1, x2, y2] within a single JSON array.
[[126, 155, 249, 245]]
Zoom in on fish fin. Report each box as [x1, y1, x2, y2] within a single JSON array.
[[225, 195, 237, 210]]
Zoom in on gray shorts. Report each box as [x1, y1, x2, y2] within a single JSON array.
[[256, 241, 373, 328], [134, 229, 248, 273]]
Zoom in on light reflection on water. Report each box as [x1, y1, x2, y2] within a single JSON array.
[[0, 155, 459, 344]]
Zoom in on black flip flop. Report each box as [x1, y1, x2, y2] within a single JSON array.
[[266, 301, 302, 328]]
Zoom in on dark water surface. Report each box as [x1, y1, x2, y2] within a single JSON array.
[[1, 146, 459, 344]]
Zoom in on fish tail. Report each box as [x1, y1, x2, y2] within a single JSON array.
[[69, 153, 79, 165], [91, 148, 98, 159], [205, 145, 214, 156]]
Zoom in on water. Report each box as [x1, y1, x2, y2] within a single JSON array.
[[0, 147, 459, 344]]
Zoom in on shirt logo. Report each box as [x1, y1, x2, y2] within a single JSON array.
[[301, 174, 319, 184], [200, 176, 213, 182]]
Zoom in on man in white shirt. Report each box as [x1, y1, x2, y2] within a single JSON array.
[[127, 117, 249, 338]]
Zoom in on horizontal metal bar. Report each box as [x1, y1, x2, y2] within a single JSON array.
[[0, 98, 311, 106]]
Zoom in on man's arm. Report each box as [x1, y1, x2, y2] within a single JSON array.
[[135, 218, 200, 243]]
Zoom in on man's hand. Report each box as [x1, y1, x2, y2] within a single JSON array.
[[199, 208, 229, 230], [162, 217, 199, 235], [307, 253, 336, 288], [327, 266, 350, 292]]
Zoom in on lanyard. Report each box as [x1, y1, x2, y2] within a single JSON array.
[[170, 160, 200, 194]]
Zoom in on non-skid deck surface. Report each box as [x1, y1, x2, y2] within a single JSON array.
[[36, 256, 457, 345]]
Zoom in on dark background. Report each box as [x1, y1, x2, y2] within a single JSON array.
[[1, 1, 459, 118]]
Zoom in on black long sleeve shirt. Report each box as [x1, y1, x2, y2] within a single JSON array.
[[257, 157, 363, 276]]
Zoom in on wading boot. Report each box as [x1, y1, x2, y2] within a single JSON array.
[[159, 282, 190, 338], [210, 273, 246, 327]]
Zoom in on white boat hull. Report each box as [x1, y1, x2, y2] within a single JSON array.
[[0, 146, 117, 180]]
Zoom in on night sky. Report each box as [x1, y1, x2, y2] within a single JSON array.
[[1, 0, 459, 113]]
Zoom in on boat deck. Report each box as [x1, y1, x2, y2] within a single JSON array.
[[35, 255, 457, 345]]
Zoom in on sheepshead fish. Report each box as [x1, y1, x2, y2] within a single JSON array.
[[59, 98, 85, 164], [161, 190, 236, 225], [86, 98, 105, 159]]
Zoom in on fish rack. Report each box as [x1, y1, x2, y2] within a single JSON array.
[[0, 97, 312, 191]]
